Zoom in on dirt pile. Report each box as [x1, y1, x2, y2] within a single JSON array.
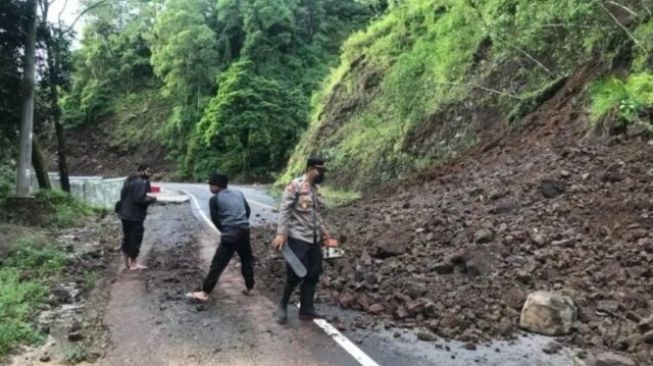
[[255, 72, 653, 363], [44, 124, 174, 178]]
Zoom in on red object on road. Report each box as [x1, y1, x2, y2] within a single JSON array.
[[150, 185, 161, 193]]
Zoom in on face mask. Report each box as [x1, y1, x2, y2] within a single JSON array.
[[314, 172, 325, 184]]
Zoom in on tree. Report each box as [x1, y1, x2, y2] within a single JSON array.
[[16, 0, 38, 197], [189, 60, 306, 179], [38, 0, 74, 192], [148, 0, 219, 104]]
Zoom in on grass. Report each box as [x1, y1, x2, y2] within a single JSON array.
[[0, 238, 69, 357], [33, 190, 98, 228], [320, 187, 361, 207], [281, 0, 648, 191], [589, 72, 653, 130]]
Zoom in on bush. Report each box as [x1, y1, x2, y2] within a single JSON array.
[[0, 163, 14, 202], [589, 72, 653, 131], [33, 190, 97, 228]]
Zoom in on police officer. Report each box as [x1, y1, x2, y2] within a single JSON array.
[[272, 157, 336, 323]]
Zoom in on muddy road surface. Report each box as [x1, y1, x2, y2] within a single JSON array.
[[100, 203, 363, 366]]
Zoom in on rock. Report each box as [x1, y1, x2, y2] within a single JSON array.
[[406, 283, 427, 299], [406, 300, 425, 316], [464, 342, 477, 350], [417, 331, 436, 341], [52, 285, 73, 304], [432, 262, 454, 275], [542, 341, 563, 354], [530, 231, 547, 246], [338, 292, 355, 307], [638, 315, 653, 333], [515, 269, 531, 284], [373, 241, 405, 259], [368, 303, 385, 315], [360, 250, 373, 266], [67, 331, 84, 342], [642, 330, 653, 344], [394, 306, 408, 320], [596, 300, 620, 316], [593, 352, 636, 366], [540, 179, 567, 198], [573, 357, 588, 366], [39, 353, 51, 363], [629, 229, 648, 241], [474, 228, 495, 243], [519, 291, 576, 336]]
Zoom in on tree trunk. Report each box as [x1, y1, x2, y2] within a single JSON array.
[[54, 117, 71, 192], [16, 0, 38, 197], [43, 23, 71, 192], [31, 139, 51, 190]]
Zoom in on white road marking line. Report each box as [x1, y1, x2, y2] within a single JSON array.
[[313, 319, 380, 366], [180, 189, 219, 234], [181, 189, 380, 366]]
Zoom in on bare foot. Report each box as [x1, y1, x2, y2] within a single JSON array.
[[241, 289, 253, 296], [186, 291, 209, 302]]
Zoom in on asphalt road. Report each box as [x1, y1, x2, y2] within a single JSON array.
[[159, 182, 580, 366]]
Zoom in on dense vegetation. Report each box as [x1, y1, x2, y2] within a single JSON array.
[[62, 0, 380, 180], [281, 0, 653, 191], [2, 0, 651, 193]]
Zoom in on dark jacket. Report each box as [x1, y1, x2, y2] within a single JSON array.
[[209, 189, 250, 240], [118, 175, 152, 221]]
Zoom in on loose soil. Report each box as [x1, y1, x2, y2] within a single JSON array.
[[7, 215, 119, 365], [253, 68, 653, 364]]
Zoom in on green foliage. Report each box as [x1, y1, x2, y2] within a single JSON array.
[[0, 239, 68, 357], [33, 190, 98, 228], [508, 77, 568, 124], [589, 72, 653, 130], [64, 0, 376, 179], [283, 0, 652, 190], [62, 0, 160, 126], [148, 0, 218, 99], [633, 20, 653, 72], [110, 89, 171, 149], [319, 187, 362, 207], [188, 60, 307, 180]]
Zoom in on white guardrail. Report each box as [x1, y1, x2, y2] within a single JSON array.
[[32, 173, 124, 209]]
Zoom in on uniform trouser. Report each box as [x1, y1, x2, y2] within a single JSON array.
[[280, 237, 323, 313], [121, 219, 144, 259], [202, 229, 254, 294]]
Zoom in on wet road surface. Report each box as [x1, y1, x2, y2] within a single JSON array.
[[156, 183, 579, 366]]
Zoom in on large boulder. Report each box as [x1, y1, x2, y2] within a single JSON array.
[[519, 291, 576, 336]]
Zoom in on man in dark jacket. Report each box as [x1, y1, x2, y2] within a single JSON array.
[[186, 173, 254, 302], [118, 164, 156, 270]]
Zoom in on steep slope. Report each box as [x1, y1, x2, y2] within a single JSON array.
[[282, 0, 653, 192]]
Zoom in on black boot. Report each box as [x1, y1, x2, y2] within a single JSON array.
[[277, 281, 295, 324], [299, 282, 324, 320]]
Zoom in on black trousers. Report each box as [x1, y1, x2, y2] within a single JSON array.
[[202, 229, 254, 293], [121, 219, 144, 259], [281, 237, 323, 312]]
